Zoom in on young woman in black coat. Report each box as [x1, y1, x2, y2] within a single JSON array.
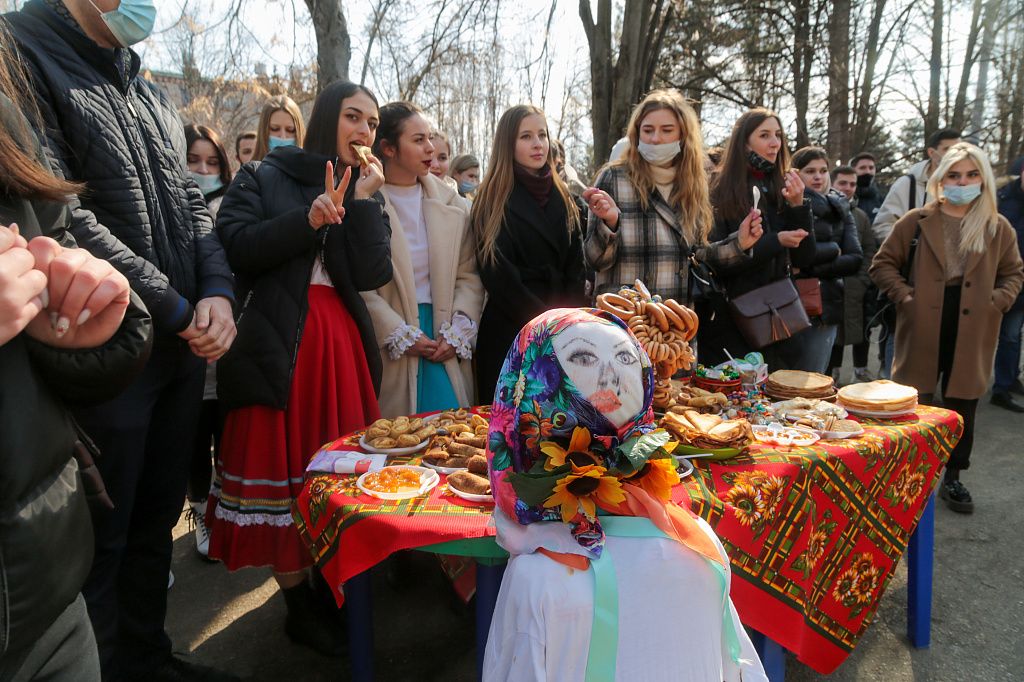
[[698, 108, 816, 369], [789, 147, 863, 374], [207, 81, 391, 656], [471, 105, 598, 403]]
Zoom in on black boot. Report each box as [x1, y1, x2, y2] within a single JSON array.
[[281, 580, 348, 657], [938, 470, 974, 514]]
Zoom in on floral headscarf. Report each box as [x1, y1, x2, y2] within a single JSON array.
[[487, 308, 680, 554]]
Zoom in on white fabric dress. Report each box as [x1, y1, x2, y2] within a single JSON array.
[[483, 511, 767, 682]]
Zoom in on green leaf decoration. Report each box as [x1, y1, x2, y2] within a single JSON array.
[[615, 430, 670, 471], [505, 468, 566, 506]]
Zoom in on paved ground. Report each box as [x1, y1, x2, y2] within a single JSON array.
[[166, 347, 1024, 681]]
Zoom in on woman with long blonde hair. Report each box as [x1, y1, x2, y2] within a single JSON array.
[[473, 104, 592, 403], [252, 94, 306, 161], [871, 142, 1023, 513], [585, 90, 763, 321]]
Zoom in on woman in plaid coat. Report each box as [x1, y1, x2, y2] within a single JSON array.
[[584, 90, 762, 311]]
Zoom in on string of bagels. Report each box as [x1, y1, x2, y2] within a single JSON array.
[[596, 280, 700, 409]]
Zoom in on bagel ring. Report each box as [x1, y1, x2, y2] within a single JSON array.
[[597, 293, 637, 320]]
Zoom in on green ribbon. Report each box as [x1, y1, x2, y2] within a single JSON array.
[[583, 516, 743, 682]]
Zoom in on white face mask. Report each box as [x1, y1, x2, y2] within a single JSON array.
[[637, 140, 681, 166]]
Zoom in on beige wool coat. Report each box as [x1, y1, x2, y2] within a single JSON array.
[[870, 200, 1023, 399], [361, 174, 484, 418]]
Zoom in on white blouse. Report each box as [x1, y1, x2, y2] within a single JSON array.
[[386, 182, 431, 304]]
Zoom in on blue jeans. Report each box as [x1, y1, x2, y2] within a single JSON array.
[[993, 307, 1024, 393], [789, 320, 838, 374]]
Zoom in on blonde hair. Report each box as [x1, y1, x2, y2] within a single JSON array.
[[606, 90, 713, 245], [253, 95, 305, 161], [927, 142, 999, 255], [472, 105, 579, 266]]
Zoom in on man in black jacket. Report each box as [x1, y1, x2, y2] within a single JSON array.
[[850, 151, 885, 222], [3, 2, 239, 681]]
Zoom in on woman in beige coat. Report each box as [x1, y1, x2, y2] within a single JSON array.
[[362, 102, 484, 418], [871, 143, 1023, 513]]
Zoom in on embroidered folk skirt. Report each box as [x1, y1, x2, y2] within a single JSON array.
[[207, 285, 380, 573]]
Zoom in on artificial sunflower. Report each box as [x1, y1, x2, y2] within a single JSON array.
[[540, 427, 601, 471], [543, 463, 626, 523], [624, 457, 680, 499]]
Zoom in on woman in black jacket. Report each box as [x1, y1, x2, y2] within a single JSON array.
[[207, 81, 391, 656], [471, 105, 590, 403], [699, 109, 816, 369], [789, 147, 863, 374], [0, 85, 149, 681]]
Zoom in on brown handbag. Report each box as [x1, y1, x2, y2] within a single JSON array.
[[727, 276, 812, 350], [795, 277, 823, 317]]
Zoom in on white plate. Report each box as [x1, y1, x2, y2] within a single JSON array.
[[752, 424, 820, 447], [837, 401, 918, 418], [356, 466, 439, 500], [359, 433, 431, 456], [772, 401, 848, 420], [447, 480, 494, 503], [421, 459, 467, 475], [814, 424, 866, 439]]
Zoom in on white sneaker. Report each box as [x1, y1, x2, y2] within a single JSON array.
[[188, 501, 212, 559]]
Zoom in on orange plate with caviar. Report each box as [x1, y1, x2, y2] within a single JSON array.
[[356, 466, 440, 500]]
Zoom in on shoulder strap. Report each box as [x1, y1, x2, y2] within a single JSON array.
[[905, 173, 917, 210]]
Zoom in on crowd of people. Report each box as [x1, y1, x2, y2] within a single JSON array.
[[1, 1, 1023, 681]]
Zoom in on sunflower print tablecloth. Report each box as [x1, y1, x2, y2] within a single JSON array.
[[293, 405, 961, 675]]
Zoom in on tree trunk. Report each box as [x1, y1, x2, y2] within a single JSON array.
[[827, 0, 851, 163], [1008, 28, 1024, 163], [852, 0, 886, 151], [968, 0, 999, 135], [792, 0, 812, 147], [303, 0, 351, 91], [581, 0, 671, 163], [951, 0, 983, 128], [926, 0, 943, 138]]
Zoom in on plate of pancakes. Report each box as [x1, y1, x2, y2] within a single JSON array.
[[837, 380, 918, 417]]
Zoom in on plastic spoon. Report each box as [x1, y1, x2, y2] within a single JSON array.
[[752, 185, 761, 214]]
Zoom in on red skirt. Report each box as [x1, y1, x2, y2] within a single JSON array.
[[207, 285, 380, 573]]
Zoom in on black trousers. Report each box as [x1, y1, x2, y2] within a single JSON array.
[[74, 340, 205, 682], [919, 286, 977, 472], [187, 398, 222, 503], [0, 594, 100, 682]]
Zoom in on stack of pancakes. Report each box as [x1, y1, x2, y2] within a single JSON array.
[[764, 370, 835, 400], [659, 410, 753, 450], [837, 380, 918, 413]]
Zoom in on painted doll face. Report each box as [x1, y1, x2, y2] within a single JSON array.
[[553, 322, 644, 428]]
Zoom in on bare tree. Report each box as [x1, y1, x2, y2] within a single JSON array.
[[302, 0, 351, 90], [580, 0, 674, 162]]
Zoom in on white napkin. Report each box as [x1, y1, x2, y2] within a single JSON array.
[[306, 450, 387, 475]]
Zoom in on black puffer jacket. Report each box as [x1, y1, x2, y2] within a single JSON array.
[[0, 115, 151, 660], [215, 146, 392, 411], [4, 1, 234, 334], [796, 189, 863, 325]]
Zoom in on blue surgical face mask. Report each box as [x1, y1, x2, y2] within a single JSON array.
[[943, 183, 982, 206], [637, 140, 681, 166], [457, 180, 478, 194], [191, 172, 224, 196], [88, 0, 156, 47], [268, 136, 296, 150]]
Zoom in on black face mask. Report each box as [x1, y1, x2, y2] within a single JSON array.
[[748, 150, 776, 174], [856, 173, 874, 188]]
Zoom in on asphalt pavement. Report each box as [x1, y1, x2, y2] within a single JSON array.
[[166, 349, 1024, 681]]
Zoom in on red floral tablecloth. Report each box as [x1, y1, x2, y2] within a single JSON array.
[[293, 405, 962, 674]]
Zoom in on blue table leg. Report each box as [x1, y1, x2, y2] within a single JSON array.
[[345, 569, 375, 682], [750, 629, 786, 682], [907, 490, 935, 648], [475, 560, 506, 681]]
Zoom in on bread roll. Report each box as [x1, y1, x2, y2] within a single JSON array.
[[448, 471, 491, 495]]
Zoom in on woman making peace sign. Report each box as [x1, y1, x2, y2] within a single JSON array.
[[207, 82, 392, 655]]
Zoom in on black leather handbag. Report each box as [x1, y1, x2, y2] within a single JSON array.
[[727, 276, 812, 350]]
